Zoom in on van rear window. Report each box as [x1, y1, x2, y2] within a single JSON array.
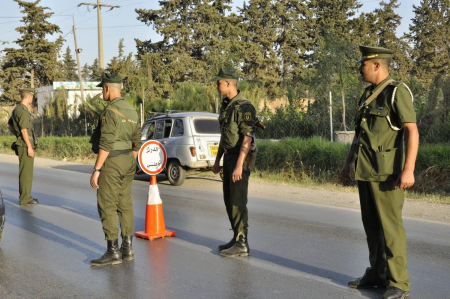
[[193, 119, 220, 134]]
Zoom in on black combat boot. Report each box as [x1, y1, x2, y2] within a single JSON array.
[[383, 286, 409, 299], [348, 277, 388, 289], [120, 236, 134, 261], [220, 234, 249, 257], [90, 239, 122, 266], [218, 238, 235, 251]]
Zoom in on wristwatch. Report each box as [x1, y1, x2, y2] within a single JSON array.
[[93, 168, 101, 173]]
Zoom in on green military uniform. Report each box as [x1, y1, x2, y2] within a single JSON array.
[[218, 90, 257, 241], [93, 80, 141, 241], [353, 46, 416, 292], [8, 88, 37, 206]]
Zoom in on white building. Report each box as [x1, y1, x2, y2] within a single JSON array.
[[35, 82, 102, 117]]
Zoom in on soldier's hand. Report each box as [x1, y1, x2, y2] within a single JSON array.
[[232, 165, 243, 182], [211, 161, 220, 174], [396, 171, 415, 189], [90, 171, 100, 189], [27, 147, 35, 158], [339, 164, 353, 186]]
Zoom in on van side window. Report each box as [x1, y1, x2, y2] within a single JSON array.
[[164, 119, 172, 138], [146, 122, 155, 139], [155, 120, 164, 139], [171, 119, 184, 137]]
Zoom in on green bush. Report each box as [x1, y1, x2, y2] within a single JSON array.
[[0, 136, 93, 160]]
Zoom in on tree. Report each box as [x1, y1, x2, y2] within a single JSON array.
[[373, 0, 412, 81], [81, 63, 90, 81], [61, 46, 78, 81], [0, 0, 63, 103], [273, 0, 314, 83], [135, 0, 238, 99], [88, 58, 101, 81], [406, 0, 450, 88], [239, 0, 280, 97], [310, 34, 360, 131]]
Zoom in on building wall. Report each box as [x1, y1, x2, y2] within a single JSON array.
[[35, 82, 101, 118]]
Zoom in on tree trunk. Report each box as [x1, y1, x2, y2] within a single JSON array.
[[341, 85, 346, 131], [30, 69, 34, 88]]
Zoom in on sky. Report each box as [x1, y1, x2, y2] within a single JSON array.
[[0, 0, 422, 71]]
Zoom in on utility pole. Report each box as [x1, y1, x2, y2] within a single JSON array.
[[73, 14, 88, 136], [78, 1, 120, 74]]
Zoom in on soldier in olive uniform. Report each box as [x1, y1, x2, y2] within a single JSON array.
[[7, 88, 39, 206], [90, 74, 141, 266], [211, 67, 257, 257], [340, 46, 419, 299]]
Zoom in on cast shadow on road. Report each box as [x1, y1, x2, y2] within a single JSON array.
[[158, 225, 385, 299], [51, 165, 222, 184], [0, 185, 100, 223], [2, 196, 104, 264]]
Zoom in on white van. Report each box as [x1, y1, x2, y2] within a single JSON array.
[[138, 112, 223, 186]]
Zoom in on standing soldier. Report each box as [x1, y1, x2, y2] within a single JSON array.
[[340, 46, 419, 299], [211, 67, 257, 257], [7, 88, 39, 206], [89, 74, 141, 266]]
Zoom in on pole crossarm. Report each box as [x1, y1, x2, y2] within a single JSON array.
[[77, 3, 120, 8]]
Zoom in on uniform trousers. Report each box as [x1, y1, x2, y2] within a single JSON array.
[[97, 152, 135, 240], [18, 145, 34, 205], [357, 180, 410, 291], [223, 153, 250, 239]]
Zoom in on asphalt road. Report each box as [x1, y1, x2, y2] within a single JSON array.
[[0, 162, 449, 299]]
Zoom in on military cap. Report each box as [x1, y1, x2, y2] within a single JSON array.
[[358, 46, 394, 62], [19, 88, 35, 96], [211, 67, 239, 81], [96, 73, 123, 87]]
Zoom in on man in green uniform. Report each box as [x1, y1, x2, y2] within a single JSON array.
[[89, 74, 141, 266], [340, 46, 419, 299], [7, 88, 39, 206], [211, 67, 257, 257]]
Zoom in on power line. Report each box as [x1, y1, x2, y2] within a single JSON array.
[[77, 24, 147, 29]]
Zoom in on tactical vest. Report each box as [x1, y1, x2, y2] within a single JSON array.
[[354, 81, 413, 182], [219, 97, 250, 153]]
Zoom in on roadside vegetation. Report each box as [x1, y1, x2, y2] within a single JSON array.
[[1, 135, 449, 203]]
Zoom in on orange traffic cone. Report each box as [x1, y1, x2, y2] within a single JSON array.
[[135, 175, 176, 241]]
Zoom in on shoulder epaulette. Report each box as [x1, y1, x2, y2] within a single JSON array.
[[389, 81, 403, 87], [236, 99, 250, 105]]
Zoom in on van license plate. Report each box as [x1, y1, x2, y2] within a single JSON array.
[[210, 146, 218, 156]]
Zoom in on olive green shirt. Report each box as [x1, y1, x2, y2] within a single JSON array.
[[99, 97, 141, 152], [354, 76, 416, 181], [218, 91, 256, 154], [8, 104, 34, 147]]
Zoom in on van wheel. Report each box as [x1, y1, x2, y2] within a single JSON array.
[[167, 160, 186, 186]]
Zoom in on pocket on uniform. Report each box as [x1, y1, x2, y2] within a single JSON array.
[[368, 109, 389, 132], [221, 122, 239, 149], [371, 148, 398, 176]]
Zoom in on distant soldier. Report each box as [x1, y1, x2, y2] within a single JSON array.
[[7, 88, 39, 206], [211, 67, 257, 257], [89, 74, 141, 266], [340, 46, 419, 299]]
